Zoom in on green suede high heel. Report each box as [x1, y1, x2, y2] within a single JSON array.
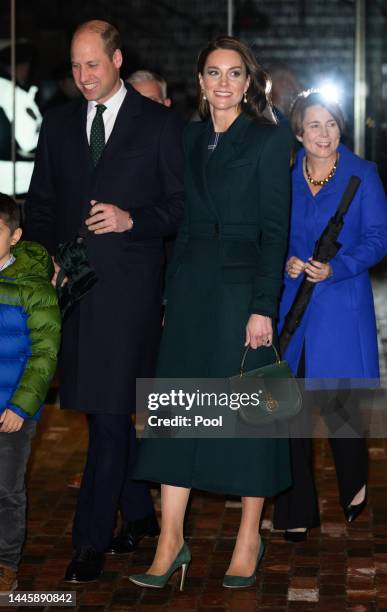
[[222, 538, 265, 589], [128, 542, 191, 590]]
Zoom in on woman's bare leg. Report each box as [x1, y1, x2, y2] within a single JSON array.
[[225, 496, 264, 576], [147, 484, 190, 575]]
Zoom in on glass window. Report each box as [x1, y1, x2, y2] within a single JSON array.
[[1, 1, 385, 188], [0, 0, 42, 197]]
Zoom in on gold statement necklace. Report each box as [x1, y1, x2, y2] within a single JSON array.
[[305, 155, 338, 186]]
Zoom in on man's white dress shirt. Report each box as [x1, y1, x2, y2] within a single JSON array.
[[86, 79, 127, 144]]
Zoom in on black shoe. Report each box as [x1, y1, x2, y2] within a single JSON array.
[[64, 546, 104, 583], [107, 513, 160, 555], [344, 496, 367, 523], [284, 529, 308, 543]]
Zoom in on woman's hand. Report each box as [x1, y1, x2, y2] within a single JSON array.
[[286, 256, 306, 279], [245, 314, 273, 349], [304, 258, 332, 283]]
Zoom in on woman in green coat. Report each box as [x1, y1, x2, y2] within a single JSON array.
[[130, 36, 293, 590]]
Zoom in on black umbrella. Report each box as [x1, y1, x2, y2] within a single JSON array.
[[279, 176, 361, 355]]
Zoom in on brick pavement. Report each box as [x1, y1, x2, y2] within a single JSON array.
[[0, 400, 386, 612]]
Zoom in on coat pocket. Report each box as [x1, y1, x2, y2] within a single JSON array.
[[227, 158, 251, 168], [119, 146, 153, 160], [221, 265, 257, 284], [221, 241, 260, 266]]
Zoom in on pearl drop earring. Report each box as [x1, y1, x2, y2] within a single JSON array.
[[243, 92, 247, 103]]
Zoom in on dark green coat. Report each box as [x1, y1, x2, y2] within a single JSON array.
[[134, 113, 293, 496]]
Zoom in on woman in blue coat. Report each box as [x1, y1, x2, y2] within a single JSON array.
[[273, 91, 387, 541]]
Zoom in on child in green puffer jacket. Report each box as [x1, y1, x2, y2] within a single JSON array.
[[0, 193, 61, 594]]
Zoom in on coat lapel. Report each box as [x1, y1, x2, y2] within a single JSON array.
[[189, 113, 252, 219], [62, 99, 94, 225], [97, 86, 143, 167], [71, 99, 94, 175], [74, 86, 144, 173], [205, 113, 252, 215], [189, 119, 219, 218], [295, 146, 342, 203], [206, 112, 251, 173]]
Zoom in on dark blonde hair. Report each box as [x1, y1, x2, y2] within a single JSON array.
[[72, 20, 121, 59], [290, 91, 345, 137], [197, 35, 275, 123]]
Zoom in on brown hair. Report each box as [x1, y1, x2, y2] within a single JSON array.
[[72, 20, 121, 59], [197, 35, 275, 123], [290, 91, 345, 137]]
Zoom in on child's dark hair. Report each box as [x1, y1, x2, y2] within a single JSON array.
[[0, 193, 21, 233]]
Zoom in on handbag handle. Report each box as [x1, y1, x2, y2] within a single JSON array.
[[240, 344, 281, 377]]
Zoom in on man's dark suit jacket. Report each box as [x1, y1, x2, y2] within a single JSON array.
[[25, 85, 184, 414]]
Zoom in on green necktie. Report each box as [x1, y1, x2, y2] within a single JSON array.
[[90, 104, 107, 165]]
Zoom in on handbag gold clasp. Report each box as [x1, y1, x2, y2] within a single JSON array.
[[264, 392, 279, 412]]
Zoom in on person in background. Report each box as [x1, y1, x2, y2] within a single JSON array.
[[0, 193, 61, 594], [127, 70, 171, 107], [267, 62, 302, 123], [0, 40, 35, 90], [24, 19, 184, 583], [273, 91, 387, 541], [43, 63, 81, 111], [129, 35, 293, 591]]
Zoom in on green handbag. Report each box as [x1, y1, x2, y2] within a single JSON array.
[[229, 345, 302, 426]]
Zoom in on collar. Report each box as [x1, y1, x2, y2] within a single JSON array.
[[87, 79, 127, 116], [0, 253, 15, 272], [294, 143, 349, 181]]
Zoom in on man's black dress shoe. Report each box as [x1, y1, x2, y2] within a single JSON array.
[[64, 546, 104, 583], [344, 496, 367, 523], [108, 513, 160, 555], [284, 529, 308, 543]]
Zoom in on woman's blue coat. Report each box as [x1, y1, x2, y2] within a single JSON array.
[[280, 143, 387, 379]]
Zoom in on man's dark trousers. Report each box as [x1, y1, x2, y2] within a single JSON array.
[[72, 414, 153, 553]]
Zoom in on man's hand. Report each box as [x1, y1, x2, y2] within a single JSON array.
[[85, 200, 133, 234], [286, 256, 306, 279], [245, 314, 273, 349], [304, 258, 332, 283], [0, 409, 24, 433]]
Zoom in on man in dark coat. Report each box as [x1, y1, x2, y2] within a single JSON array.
[[24, 20, 184, 583]]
